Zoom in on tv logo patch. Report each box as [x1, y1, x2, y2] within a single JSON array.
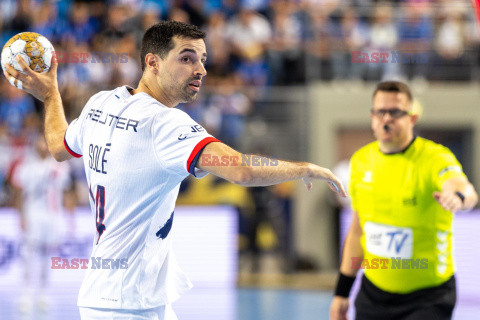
[[364, 222, 413, 259]]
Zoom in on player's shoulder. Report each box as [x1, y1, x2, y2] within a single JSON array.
[[87, 88, 117, 104], [88, 85, 141, 106], [77, 88, 118, 117], [118, 89, 191, 121], [152, 106, 195, 126]]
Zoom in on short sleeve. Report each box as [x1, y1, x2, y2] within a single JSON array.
[[64, 117, 83, 158], [152, 109, 220, 178], [431, 148, 466, 190], [64, 93, 102, 158]]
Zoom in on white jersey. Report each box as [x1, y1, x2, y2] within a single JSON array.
[[64, 86, 219, 309], [12, 153, 71, 244]]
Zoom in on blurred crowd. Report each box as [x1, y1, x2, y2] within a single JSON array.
[[1, 0, 479, 270], [0, 0, 479, 147]]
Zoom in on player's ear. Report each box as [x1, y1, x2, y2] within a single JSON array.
[[145, 53, 159, 74]]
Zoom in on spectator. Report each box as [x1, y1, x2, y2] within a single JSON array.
[[330, 8, 369, 80], [169, 7, 191, 24], [366, 2, 400, 80], [0, 82, 36, 138], [178, 0, 207, 27], [0, 0, 17, 27], [429, 3, 471, 81], [207, 72, 251, 148], [57, 41, 92, 117], [225, 8, 272, 86], [101, 4, 131, 41], [6, 0, 31, 36], [304, 7, 334, 81], [113, 35, 141, 87], [85, 34, 114, 90], [267, 1, 305, 85], [398, 0, 434, 80], [134, 3, 162, 47], [203, 11, 230, 70], [31, 1, 58, 42], [65, 1, 98, 44]]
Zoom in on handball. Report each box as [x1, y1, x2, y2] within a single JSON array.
[[1, 32, 54, 79]]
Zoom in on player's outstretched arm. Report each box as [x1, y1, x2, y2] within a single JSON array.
[[197, 141, 347, 197], [3, 55, 71, 162]]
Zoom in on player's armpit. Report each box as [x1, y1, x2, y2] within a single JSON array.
[[196, 142, 251, 185]]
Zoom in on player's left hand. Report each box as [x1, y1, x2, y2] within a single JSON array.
[[302, 164, 348, 197], [3, 54, 59, 102], [433, 191, 463, 212]]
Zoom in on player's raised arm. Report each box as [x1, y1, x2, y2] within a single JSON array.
[[3, 55, 71, 162], [196, 141, 347, 197]]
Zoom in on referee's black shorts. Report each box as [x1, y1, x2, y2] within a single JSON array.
[[355, 274, 456, 320]]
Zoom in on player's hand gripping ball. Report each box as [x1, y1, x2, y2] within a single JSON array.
[[1, 32, 54, 89]]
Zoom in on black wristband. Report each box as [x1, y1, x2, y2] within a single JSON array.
[[334, 272, 356, 298], [455, 191, 465, 204]]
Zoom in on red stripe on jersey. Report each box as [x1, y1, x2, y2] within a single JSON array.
[[186, 137, 220, 174], [64, 138, 82, 158]]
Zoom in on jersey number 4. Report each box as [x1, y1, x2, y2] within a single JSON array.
[[95, 185, 106, 245]]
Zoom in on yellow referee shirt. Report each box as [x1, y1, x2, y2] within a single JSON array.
[[350, 137, 466, 293]]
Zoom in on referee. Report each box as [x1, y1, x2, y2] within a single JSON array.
[[330, 81, 478, 320]]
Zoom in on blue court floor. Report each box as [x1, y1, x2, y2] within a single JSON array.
[[1, 286, 478, 320], [0, 286, 331, 320]]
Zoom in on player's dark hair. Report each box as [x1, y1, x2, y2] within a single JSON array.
[[373, 81, 413, 102], [140, 20, 206, 72]]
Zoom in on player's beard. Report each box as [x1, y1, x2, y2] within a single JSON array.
[[181, 76, 201, 102], [181, 84, 198, 102]]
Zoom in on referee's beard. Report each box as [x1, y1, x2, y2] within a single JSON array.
[[375, 125, 414, 153]]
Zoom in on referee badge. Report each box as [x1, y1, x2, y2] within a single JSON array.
[[438, 166, 461, 177]]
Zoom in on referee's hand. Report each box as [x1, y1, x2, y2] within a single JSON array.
[[330, 296, 349, 320], [433, 190, 463, 212]]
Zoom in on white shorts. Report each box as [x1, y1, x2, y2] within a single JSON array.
[[79, 305, 178, 320]]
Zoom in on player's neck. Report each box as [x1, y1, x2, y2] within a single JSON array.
[[132, 79, 177, 108]]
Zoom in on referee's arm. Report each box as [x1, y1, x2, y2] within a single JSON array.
[[433, 177, 478, 212], [339, 210, 363, 278], [330, 210, 363, 320]]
